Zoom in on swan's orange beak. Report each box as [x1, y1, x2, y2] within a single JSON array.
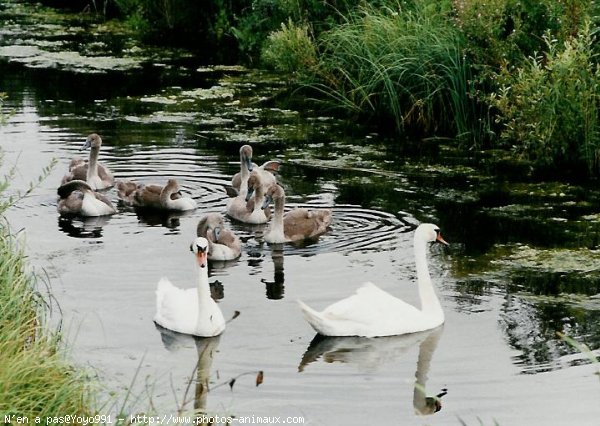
[[196, 250, 208, 268], [436, 233, 449, 246]]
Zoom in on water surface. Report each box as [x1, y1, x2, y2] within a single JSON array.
[[0, 3, 599, 424]]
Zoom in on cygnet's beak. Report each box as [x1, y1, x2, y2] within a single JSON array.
[[261, 194, 272, 210], [245, 157, 254, 172], [245, 186, 255, 202], [80, 137, 92, 151], [213, 226, 222, 242]]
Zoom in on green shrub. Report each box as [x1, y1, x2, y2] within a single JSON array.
[[232, 0, 300, 63], [261, 19, 317, 74], [491, 22, 600, 175], [454, 0, 565, 68]]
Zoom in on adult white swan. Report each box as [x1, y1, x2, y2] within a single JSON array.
[[298, 224, 448, 337], [154, 237, 225, 337], [62, 133, 115, 190]]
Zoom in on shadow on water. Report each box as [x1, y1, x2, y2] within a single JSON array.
[[299, 326, 446, 416]]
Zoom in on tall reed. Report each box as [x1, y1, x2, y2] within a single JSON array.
[[308, 1, 482, 141]]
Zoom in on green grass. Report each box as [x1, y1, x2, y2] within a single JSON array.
[[0, 153, 92, 418], [0, 227, 92, 416]]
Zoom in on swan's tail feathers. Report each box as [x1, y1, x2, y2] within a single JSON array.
[[298, 300, 327, 335], [154, 277, 177, 323]]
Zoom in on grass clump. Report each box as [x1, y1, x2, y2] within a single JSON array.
[[0, 154, 92, 417], [264, 1, 484, 141]]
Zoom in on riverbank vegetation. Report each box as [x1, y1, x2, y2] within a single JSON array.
[[0, 159, 92, 417], [34, 0, 600, 176]]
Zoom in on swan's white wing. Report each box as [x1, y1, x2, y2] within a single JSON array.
[[311, 283, 427, 337], [154, 278, 198, 335]]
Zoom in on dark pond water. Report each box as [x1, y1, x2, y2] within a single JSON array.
[[1, 1, 599, 425]]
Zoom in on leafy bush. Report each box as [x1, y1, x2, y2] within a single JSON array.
[[454, 0, 565, 68], [491, 22, 600, 175], [261, 19, 317, 74]]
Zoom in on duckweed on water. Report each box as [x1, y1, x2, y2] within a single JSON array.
[[0, 46, 143, 73], [453, 244, 600, 297]]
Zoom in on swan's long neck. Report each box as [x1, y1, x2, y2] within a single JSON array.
[[414, 238, 443, 320], [272, 195, 285, 235], [240, 156, 250, 195], [251, 185, 265, 212], [161, 185, 176, 208], [196, 262, 213, 325], [86, 146, 100, 181]]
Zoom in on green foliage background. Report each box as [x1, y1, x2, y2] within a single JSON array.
[[37, 0, 600, 176]]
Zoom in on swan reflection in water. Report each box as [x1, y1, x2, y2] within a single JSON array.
[[299, 326, 446, 415], [156, 325, 221, 414], [261, 246, 285, 300], [58, 215, 112, 238], [134, 209, 195, 229], [260, 244, 321, 300]]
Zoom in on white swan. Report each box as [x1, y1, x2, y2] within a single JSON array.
[[57, 180, 116, 217], [196, 213, 242, 261], [154, 237, 226, 337], [298, 224, 448, 337], [61, 133, 115, 190], [261, 184, 332, 243]]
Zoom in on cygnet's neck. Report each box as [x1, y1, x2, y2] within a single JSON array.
[[414, 237, 443, 320], [271, 195, 285, 235], [86, 146, 100, 180], [240, 156, 250, 194], [161, 184, 177, 208], [251, 185, 265, 211]]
